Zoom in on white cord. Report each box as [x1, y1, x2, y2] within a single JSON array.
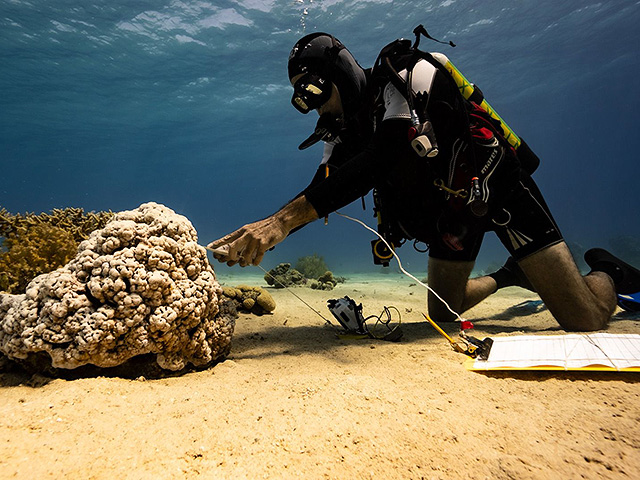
[[255, 263, 335, 327], [205, 244, 336, 327], [335, 211, 464, 322]]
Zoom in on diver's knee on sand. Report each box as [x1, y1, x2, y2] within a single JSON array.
[[427, 257, 475, 321], [519, 243, 616, 331]]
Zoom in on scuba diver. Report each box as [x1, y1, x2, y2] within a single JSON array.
[[209, 28, 640, 330]]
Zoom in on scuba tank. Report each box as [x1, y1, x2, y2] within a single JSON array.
[[368, 25, 541, 264], [437, 56, 521, 149], [430, 52, 540, 174], [374, 25, 539, 175]]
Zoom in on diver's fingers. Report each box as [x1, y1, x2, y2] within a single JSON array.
[[207, 229, 244, 250], [207, 245, 229, 256], [226, 242, 245, 264], [213, 253, 229, 264], [249, 239, 270, 266], [253, 248, 266, 266], [239, 237, 261, 267], [207, 241, 242, 265], [205, 243, 236, 264]]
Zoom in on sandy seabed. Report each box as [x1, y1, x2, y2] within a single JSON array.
[[1, 273, 639, 480]]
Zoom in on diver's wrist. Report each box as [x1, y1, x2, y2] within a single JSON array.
[[278, 195, 319, 232]]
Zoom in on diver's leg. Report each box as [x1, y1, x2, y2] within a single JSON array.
[[427, 257, 498, 321], [485, 172, 615, 330], [518, 242, 616, 331]]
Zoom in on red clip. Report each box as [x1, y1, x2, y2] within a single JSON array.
[[460, 320, 474, 331], [471, 126, 494, 141], [408, 127, 417, 140]]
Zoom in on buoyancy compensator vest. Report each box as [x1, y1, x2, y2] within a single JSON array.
[[373, 25, 540, 174], [369, 25, 541, 265]]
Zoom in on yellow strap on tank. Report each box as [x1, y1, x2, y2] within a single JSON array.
[[442, 60, 521, 150]]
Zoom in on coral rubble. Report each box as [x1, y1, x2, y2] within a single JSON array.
[[222, 285, 276, 315], [0, 202, 235, 373], [310, 271, 339, 291], [264, 262, 345, 291], [263, 263, 306, 288]]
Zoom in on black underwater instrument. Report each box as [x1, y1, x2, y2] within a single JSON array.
[[469, 177, 489, 217], [327, 294, 489, 355], [371, 189, 406, 266], [371, 238, 395, 266]]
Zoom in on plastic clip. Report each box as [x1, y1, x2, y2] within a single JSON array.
[[434, 179, 468, 199]]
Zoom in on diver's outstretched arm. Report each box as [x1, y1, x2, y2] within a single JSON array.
[[207, 196, 319, 267]]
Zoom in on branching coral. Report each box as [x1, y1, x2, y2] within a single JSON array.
[[0, 202, 235, 372], [0, 207, 114, 294], [0, 224, 78, 294], [0, 207, 114, 242]]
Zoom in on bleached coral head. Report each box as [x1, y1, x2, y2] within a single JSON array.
[[0, 202, 235, 372]]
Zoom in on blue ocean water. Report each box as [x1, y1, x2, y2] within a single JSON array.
[[1, 0, 639, 276]]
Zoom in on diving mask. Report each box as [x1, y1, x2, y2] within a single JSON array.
[[291, 73, 332, 114]]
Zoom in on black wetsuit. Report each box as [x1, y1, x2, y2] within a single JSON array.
[[300, 61, 563, 262]]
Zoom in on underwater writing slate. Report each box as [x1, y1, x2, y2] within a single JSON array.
[[469, 333, 640, 371]]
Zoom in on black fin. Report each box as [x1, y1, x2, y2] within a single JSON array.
[[585, 248, 640, 295]]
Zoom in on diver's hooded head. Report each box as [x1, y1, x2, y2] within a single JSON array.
[[288, 33, 367, 119]]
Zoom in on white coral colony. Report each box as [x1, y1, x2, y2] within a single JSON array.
[[0, 203, 235, 371]]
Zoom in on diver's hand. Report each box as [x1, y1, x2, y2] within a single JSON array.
[[207, 196, 319, 267], [208, 216, 289, 267]]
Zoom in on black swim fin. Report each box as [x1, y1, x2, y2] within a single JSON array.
[[584, 248, 640, 295], [617, 292, 640, 312]]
